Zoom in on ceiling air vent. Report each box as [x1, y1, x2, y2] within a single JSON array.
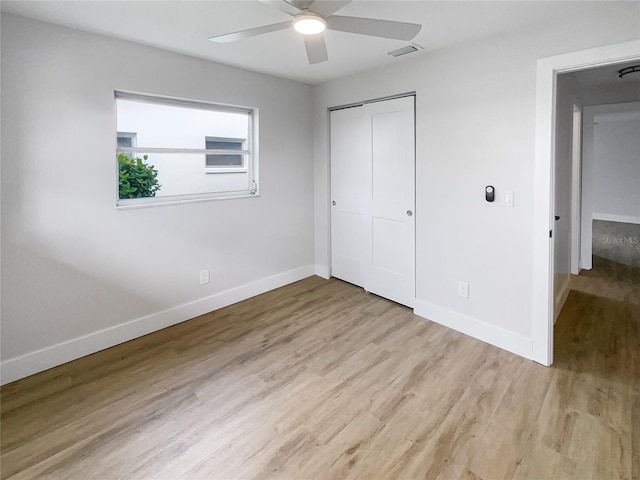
[[387, 44, 422, 58]]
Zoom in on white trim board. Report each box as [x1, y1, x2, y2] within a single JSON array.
[[414, 300, 533, 360], [314, 264, 331, 280], [1, 265, 315, 385], [593, 213, 640, 225], [532, 39, 640, 367], [570, 104, 582, 276]]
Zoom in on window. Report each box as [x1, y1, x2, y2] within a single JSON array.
[[117, 132, 137, 149], [115, 91, 258, 207], [204, 136, 246, 171], [117, 132, 137, 158]]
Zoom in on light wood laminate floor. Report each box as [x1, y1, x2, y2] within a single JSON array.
[[1, 257, 638, 479]]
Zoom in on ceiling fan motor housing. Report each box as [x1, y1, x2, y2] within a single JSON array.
[[293, 13, 327, 35]]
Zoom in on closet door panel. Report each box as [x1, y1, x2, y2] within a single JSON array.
[[367, 97, 415, 307], [330, 106, 372, 287]]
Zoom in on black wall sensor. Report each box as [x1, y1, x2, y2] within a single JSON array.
[[485, 185, 495, 202]]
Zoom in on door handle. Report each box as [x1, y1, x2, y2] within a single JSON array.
[[407, 210, 413, 217], [332, 200, 336, 206], [555, 215, 560, 221]]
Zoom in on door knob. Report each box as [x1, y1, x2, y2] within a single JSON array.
[[407, 210, 413, 216], [332, 200, 336, 206]]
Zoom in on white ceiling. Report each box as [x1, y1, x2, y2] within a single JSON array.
[[571, 60, 640, 89], [0, 1, 635, 85]]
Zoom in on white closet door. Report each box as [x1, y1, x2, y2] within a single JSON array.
[[330, 105, 371, 288], [366, 96, 415, 307], [330, 96, 415, 307]]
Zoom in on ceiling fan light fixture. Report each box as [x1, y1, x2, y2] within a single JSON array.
[[618, 65, 640, 78], [293, 14, 327, 35]]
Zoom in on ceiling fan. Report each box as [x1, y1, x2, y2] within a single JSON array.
[[209, 0, 422, 65]]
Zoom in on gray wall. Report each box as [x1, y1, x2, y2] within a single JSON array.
[[1, 15, 314, 373], [592, 117, 640, 221]]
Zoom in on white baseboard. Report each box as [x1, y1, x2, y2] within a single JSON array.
[[413, 299, 533, 360], [592, 213, 640, 225], [554, 276, 572, 323], [314, 264, 331, 280], [1, 265, 315, 385]]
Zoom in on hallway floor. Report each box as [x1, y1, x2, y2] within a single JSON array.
[[554, 254, 639, 479]]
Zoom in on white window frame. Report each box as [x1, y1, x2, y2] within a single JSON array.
[[115, 91, 259, 209]]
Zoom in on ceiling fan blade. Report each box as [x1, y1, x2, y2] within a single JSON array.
[[304, 35, 328, 64], [308, 0, 352, 18], [326, 15, 421, 41], [209, 21, 291, 43], [259, 0, 302, 16]]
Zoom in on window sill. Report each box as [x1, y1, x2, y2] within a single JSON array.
[[116, 191, 260, 210]]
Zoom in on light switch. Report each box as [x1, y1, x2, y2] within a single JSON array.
[[503, 191, 514, 207]]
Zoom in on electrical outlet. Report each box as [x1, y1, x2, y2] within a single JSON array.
[[458, 281, 469, 299], [200, 269, 210, 285]]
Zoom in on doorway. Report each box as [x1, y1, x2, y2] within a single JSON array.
[[553, 70, 639, 320], [579, 101, 640, 271], [533, 39, 640, 366], [330, 95, 416, 307]]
